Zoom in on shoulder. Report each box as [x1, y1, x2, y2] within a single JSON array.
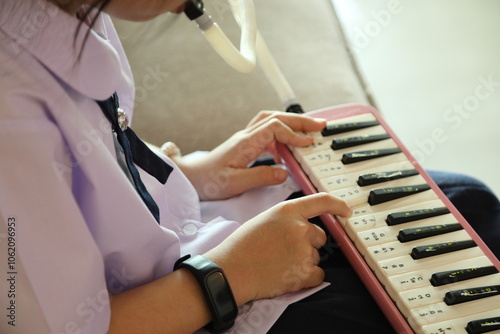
[[0, 38, 60, 120]]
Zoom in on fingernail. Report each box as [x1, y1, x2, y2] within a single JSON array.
[[346, 207, 353, 217], [274, 168, 288, 182], [342, 203, 353, 217]]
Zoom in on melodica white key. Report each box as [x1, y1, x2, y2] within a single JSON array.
[[330, 174, 427, 207], [385, 256, 497, 298], [315, 160, 416, 192], [364, 229, 471, 263], [354, 213, 458, 250], [291, 138, 332, 163], [373, 242, 484, 284], [376, 248, 489, 291], [309, 151, 407, 188], [347, 190, 441, 220], [341, 199, 447, 239], [407, 294, 500, 328], [397, 273, 500, 317], [345, 204, 451, 238], [419, 308, 500, 334], [300, 138, 398, 175]]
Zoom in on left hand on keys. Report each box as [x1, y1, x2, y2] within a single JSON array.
[[175, 111, 326, 201]]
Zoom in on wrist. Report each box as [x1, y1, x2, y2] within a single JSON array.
[[174, 156, 216, 201], [203, 249, 256, 306]]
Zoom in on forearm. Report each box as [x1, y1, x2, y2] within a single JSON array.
[[108, 268, 212, 334]]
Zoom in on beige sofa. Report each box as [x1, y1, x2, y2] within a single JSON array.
[[113, 0, 369, 154]]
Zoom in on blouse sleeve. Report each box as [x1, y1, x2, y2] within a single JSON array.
[[0, 116, 111, 334]]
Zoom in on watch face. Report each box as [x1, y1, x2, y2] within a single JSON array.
[[206, 272, 237, 321]]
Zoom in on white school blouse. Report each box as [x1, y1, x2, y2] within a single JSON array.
[[0, 1, 319, 333]]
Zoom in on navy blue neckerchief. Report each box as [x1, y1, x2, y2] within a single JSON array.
[[96, 93, 173, 224]]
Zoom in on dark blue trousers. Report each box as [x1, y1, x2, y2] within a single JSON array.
[[269, 171, 500, 333]]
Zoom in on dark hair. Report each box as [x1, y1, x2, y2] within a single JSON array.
[[75, 0, 112, 59]]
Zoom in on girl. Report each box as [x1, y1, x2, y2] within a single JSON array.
[[0, 0, 351, 332], [1, 0, 499, 333]]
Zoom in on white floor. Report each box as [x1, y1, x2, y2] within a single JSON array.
[[331, 0, 500, 196]]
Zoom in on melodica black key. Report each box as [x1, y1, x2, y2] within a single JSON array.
[[321, 120, 379, 136], [357, 169, 419, 186], [444, 284, 500, 306], [342, 147, 401, 164], [410, 240, 477, 259], [466, 316, 500, 334], [331, 134, 390, 150], [397, 223, 463, 242], [431, 266, 499, 286], [386, 207, 450, 226], [368, 184, 431, 205]]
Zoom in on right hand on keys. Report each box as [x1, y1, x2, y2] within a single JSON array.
[[204, 192, 352, 306]]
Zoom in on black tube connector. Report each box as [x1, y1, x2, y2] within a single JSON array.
[[285, 104, 305, 114], [184, 0, 205, 20]]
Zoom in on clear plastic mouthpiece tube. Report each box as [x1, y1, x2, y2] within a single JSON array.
[[184, 0, 301, 112]]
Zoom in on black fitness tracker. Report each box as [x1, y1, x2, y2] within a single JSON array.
[[174, 254, 238, 333]]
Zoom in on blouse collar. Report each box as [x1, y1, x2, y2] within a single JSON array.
[[0, 0, 123, 101]]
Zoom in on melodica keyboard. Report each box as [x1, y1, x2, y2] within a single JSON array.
[[276, 104, 500, 334]]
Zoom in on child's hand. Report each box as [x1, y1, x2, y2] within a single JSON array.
[[204, 193, 351, 305], [176, 111, 326, 201]]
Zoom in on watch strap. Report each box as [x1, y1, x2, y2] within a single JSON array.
[[174, 255, 238, 333]]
